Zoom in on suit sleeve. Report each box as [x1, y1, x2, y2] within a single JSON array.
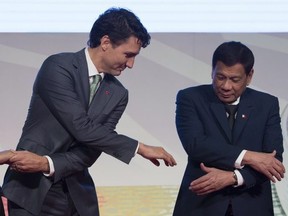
[[50, 93, 135, 182], [176, 90, 243, 170], [35, 55, 138, 166], [238, 97, 283, 189], [176, 89, 284, 189]]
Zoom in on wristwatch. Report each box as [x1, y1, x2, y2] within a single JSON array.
[[233, 171, 238, 186]]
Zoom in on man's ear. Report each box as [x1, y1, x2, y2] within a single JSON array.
[[247, 68, 254, 86], [100, 35, 111, 51]]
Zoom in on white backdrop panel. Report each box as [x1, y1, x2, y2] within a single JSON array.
[[0, 33, 287, 213]]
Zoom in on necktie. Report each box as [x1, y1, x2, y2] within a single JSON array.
[[225, 105, 238, 130], [89, 75, 102, 103]]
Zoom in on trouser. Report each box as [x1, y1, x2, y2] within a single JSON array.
[[8, 181, 79, 216], [225, 203, 234, 216]]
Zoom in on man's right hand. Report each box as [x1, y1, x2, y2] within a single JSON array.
[[137, 143, 177, 167], [242, 150, 285, 182], [9, 150, 50, 173]]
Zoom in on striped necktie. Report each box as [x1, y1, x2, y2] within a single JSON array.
[[89, 74, 102, 103]]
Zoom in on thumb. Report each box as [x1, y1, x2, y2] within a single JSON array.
[[200, 163, 211, 173]]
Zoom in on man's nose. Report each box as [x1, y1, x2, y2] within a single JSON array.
[[222, 79, 233, 90], [126, 57, 135, 69]]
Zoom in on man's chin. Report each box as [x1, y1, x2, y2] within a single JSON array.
[[219, 96, 236, 104], [111, 70, 122, 76]]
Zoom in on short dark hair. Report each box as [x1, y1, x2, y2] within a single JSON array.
[[212, 41, 254, 75], [88, 7, 151, 48]]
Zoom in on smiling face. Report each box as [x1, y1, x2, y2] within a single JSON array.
[[212, 61, 254, 104], [98, 35, 142, 76]]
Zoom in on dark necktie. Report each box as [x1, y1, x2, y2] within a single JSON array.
[[225, 105, 238, 130], [89, 75, 102, 103]]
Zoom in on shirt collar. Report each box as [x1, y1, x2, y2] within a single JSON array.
[[85, 47, 104, 80], [230, 97, 240, 105]]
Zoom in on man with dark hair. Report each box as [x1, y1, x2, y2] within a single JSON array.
[[1, 7, 176, 216], [173, 41, 285, 216]]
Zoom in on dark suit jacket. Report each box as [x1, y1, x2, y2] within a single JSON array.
[[173, 85, 283, 216], [2, 49, 138, 216]]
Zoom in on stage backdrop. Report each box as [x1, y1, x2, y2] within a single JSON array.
[[0, 33, 287, 216]]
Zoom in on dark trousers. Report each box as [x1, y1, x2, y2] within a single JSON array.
[[8, 181, 79, 216], [225, 203, 234, 216]]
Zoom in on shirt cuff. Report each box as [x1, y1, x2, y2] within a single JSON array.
[[234, 169, 244, 187], [235, 150, 247, 169], [134, 143, 140, 156], [43, 156, 55, 177]]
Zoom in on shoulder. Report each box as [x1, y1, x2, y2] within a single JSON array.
[[244, 88, 278, 103], [177, 84, 212, 98], [243, 88, 279, 112], [43, 49, 85, 67]]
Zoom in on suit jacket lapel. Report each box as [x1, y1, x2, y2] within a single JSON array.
[[207, 86, 232, 141], [210, 102, 232, 142], [233, 90, 254, 142], [88, 76, 113, 116], [73, 49, 90, 109]]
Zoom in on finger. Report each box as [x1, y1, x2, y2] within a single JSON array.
[[274, 173, 282, 181], [264, 171, 276, 183], [191, 176, 210, 188], [190, 183, 213, 195], [10, 164, 20, 172], [270, 175, 276, 183], [164, 160, 169, 166], [163, 153, 177, 166], [150, 159, 160, 166], [275, 161, 286, 176], [192, 173, 212, 185], [270, 168, 283, 181], [271, 162, 285, 178], [196, 189, 214, 196], [9, 154, 21, 163], [170, 156, 177, 166], [167, 158, 177, 166]]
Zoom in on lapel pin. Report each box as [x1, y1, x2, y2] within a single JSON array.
[[241, 114, 247, 119], [105, 90, 110, 95]]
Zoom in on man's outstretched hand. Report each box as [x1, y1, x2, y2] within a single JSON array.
[[137, 143, 177, 167]]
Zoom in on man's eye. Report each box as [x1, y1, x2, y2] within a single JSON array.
[[217, 76, 225, 81], [125, 53, 135, 58], [231, 78, 241, 83]]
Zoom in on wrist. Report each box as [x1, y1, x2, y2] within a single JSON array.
[[41, 156, 50, 173], [242, 150, 253, 166], [233, 171, 238, 186], [137, 143, 145, 155]]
